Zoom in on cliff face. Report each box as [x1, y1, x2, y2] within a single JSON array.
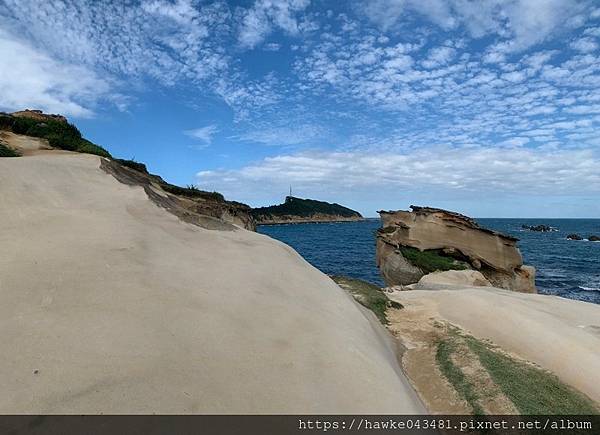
[[252, 196, 363, 225], [376, 206, 536, 293]]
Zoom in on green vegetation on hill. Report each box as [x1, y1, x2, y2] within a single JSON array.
[[252, 196, 362, 219], [400, 246, 468, 273], [330, 276, 402, 324], [0, 114, 111, 158]]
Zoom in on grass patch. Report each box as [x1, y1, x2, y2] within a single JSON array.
[[436, 326, 599, 416], [330, 276, 402, 324], [436, 337, 485, 415], [465, 335, 599, 415], [6, 116, 111, 158], [0, 142, 20, 157], [400, 246, 468, 273]]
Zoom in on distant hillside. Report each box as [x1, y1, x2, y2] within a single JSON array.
[[252, 196, 363, 225]]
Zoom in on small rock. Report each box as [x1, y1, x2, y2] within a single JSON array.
[[522, 224, 557, 232], [33, 369, 39, 375], [567, 234, 583, 240], [589, 235, 600, 242]]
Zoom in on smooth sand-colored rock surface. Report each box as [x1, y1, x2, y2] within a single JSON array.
[[0, 153, 424, 414], [389, 287, 600, 403], [416, 270, 492, 289]]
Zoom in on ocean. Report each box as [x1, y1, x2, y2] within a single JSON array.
[[258, 218, 600, 304]]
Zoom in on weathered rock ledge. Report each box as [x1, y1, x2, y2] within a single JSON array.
[[376, 206, 536, 293]]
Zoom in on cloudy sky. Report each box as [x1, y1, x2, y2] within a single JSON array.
[[1, 0, 600, 217]]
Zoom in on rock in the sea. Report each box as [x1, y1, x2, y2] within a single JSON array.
[[567, 233, 583, 240], [589, 235, 600, 242], [522, 224, 557, 232], [376, 206, 536, 293]]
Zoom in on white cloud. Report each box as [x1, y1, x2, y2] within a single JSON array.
[[0, 0, 231, 97], [197, 147, 600, 204], [237, 0, 310, 49], [363, 0, 591, 52], [0, 30, 112, 117], [421, 46, 456, 69], [570, 37, 599, 53], [263, 42, 282, 51], [234, 123, 327, 146], [184, 125, 219, 145]]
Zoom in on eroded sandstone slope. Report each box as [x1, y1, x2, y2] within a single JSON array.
[[0, 152, 424, 414]]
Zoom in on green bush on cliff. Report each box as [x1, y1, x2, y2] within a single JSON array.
[[114, 158, 149, 174], [400, 246, 467, 273], [7, 116, 111, 158], [161, 183, 225, 202]]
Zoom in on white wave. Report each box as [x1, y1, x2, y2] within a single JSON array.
[[578, 286, 600, 292]]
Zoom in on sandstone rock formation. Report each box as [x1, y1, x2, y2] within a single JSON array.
[[376, 206, 536, 293], [416, 270, 492, 288], [0, 152, 424, 413]]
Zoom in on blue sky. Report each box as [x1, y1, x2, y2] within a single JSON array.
[[1, 0, 600, 217]]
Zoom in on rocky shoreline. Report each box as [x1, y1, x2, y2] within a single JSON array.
[[256, 215, 365, 225]]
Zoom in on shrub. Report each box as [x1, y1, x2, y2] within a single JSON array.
[[0, 114, 13, 129], [0, 142, 20, 157], [400, 246, 468, 273], [5, 116, 111, 158], [161, 183, 225, 202]]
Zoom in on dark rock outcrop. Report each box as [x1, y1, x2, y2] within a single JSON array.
[[589, 235, 600, 242], [567, 234, 583, 240], [376, 206, 536, 293], [522, 224, 557, 232]]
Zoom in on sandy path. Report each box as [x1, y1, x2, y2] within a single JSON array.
[[389, 287, 600, 403], [0, 153, 424, 414]]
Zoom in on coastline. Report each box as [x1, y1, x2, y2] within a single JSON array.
[[256, 216, 366, 226]]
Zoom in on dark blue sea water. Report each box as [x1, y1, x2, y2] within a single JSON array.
[[258, 218, 600, 304]]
